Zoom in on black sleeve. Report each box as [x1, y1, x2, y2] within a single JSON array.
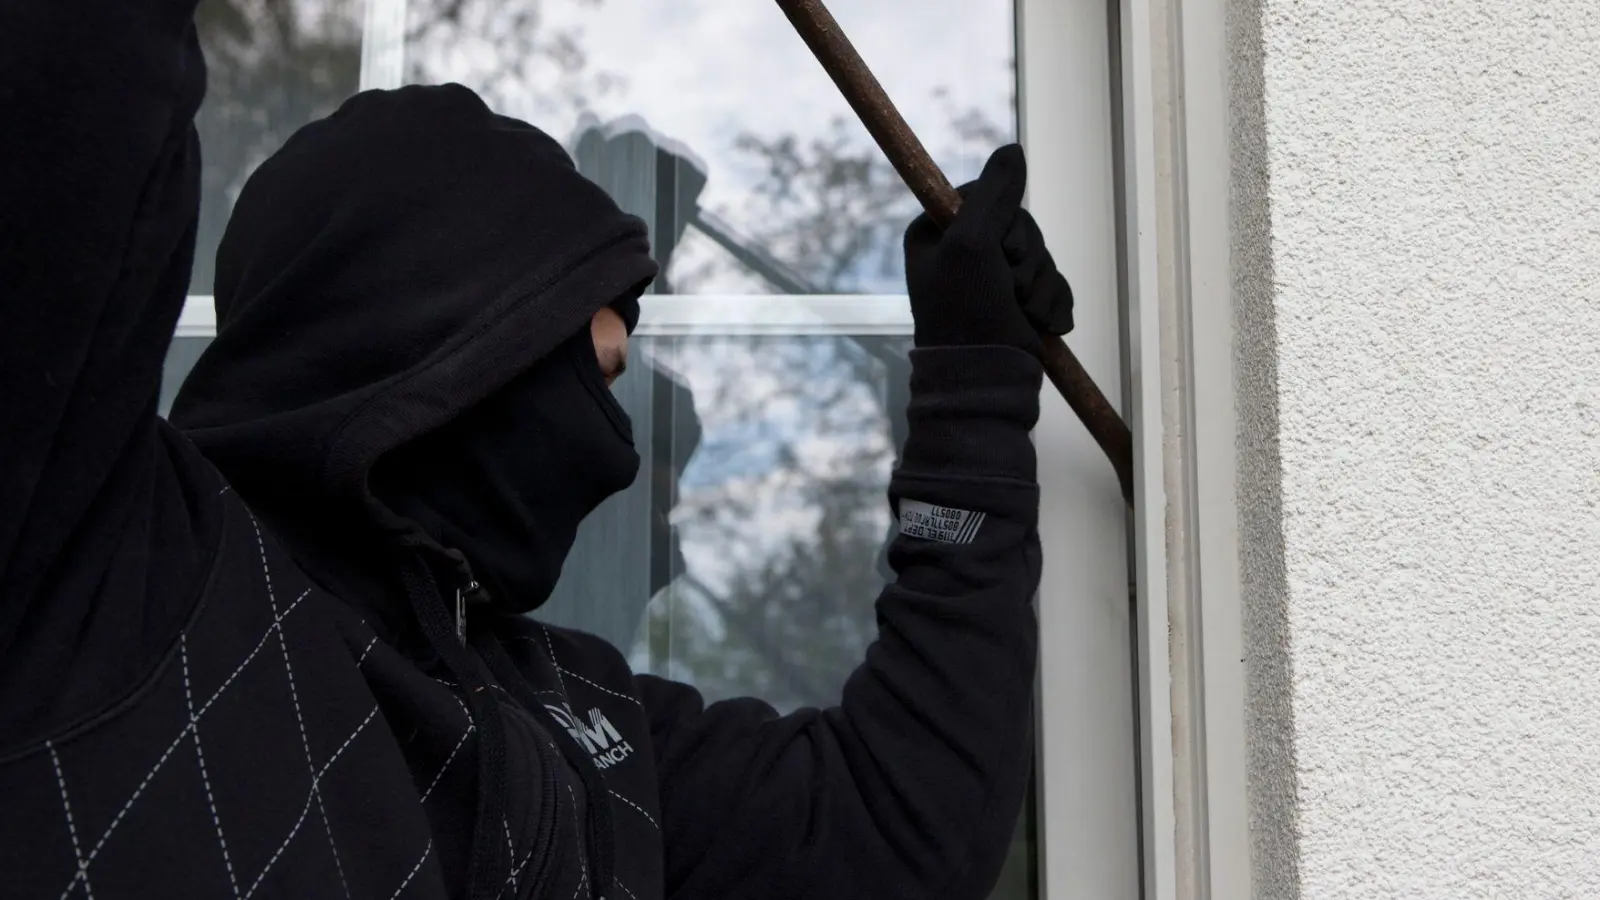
[[639, 345, 1043, 900], [0, 2, 208, 736]]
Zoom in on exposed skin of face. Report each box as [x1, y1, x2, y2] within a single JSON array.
[[590, 306, 629, 387]]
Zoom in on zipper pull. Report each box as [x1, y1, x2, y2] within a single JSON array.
[[454, 579, 479, 646]]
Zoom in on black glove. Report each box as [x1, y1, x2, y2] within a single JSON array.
[[903, 144, 1074, 353]]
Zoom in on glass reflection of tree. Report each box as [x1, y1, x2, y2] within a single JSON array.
[[675, 88, 1010, 297], [638, 334, 896, 711], [619, 113, 1008, 713], [190, 0, 613, 292], [192, 0, 362, 292], [401, 0, 626, 120]]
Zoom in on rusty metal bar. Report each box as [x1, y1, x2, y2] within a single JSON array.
[[773, 0, 1134, 504]]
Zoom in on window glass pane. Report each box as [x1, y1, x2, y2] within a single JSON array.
[[192, 0, 366, 294], [161, 337, 213, 416], [614, 333, 907, 703], [402, 0, 1017, 295]]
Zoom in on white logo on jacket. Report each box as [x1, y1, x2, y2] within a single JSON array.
[[545, 701, 634, 769]]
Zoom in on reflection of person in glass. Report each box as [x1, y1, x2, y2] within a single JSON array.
[[0, 11, 1072, 900], [537, 362, 701, 657]]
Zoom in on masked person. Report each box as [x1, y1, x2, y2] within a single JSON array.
[[0, 5, 1074, 899]]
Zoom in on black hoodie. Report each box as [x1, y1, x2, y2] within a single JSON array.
[[0, 4, 1044, 899]]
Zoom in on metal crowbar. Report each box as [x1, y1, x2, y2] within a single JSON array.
[[773, 0, 1135, 505]]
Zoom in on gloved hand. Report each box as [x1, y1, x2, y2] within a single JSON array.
[[903, 144, 1074, 354]]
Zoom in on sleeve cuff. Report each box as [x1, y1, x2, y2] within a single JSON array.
[[896, 345, 1042, 483]]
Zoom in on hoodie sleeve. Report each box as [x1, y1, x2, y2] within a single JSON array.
[[0, 3, 207, 729], [639, 345, 1042, 900]]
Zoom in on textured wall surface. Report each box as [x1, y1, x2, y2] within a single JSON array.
[[1239, 1, 1600, 896]]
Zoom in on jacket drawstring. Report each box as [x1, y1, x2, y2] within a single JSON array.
[[396, 550, 509, 900]]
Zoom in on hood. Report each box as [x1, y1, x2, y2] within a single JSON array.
[[170, 84, 658, 551]]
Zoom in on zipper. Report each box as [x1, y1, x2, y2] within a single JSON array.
[[478, 635, 563, 899], [448, 547, 483, 643], [519, 726, 563, 899], [476, 633, 605, 900], [454, 568, 485, 646]]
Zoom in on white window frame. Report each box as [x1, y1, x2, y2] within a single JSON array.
[[1018, 0, 1145, 897], [1117, 0, 1253, 898], [1029, 0, 1260, 897], [177, 295, 918, 338], [359, 0, 409, 91]]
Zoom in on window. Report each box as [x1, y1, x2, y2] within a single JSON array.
[[167, 1, 1139, 897]]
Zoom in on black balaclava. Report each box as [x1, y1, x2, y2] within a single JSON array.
[[374, 297, 642, 614]]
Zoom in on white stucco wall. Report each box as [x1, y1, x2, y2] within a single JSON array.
[[1237, 1, 1600, 896]]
